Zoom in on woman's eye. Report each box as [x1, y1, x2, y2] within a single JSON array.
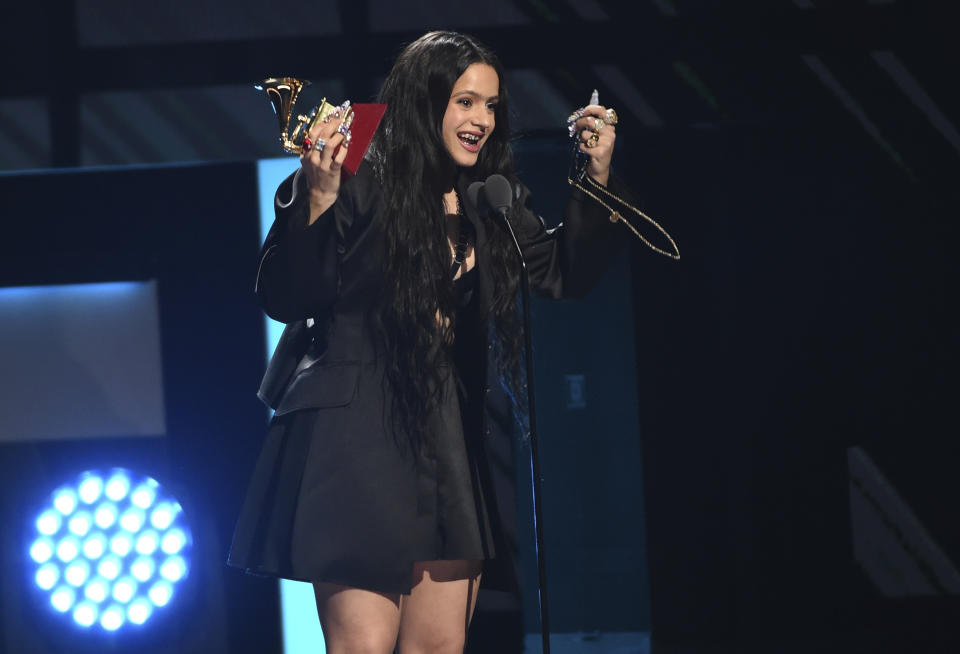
[[486, 103, 498, 111], [459, 99, 472, 107]]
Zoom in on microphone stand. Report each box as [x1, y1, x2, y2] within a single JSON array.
[[496, 206, 552, 654]]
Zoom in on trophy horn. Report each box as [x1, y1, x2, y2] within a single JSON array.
[[255, 77, 347, 154]]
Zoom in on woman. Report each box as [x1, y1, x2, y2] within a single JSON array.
[[229, 31, 625, 653]]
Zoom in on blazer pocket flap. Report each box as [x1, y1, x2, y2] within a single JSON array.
[[273, 361, 361, 416]]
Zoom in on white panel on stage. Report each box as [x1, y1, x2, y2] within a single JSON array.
[[0, 281, 166, 442]]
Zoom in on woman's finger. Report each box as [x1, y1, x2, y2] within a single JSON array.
[[319, 132, 345, 170], [331, 137, 349, 171]]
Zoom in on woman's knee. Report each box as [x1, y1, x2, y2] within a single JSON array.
[[315, 582, 401, 654], [325, 632, 399, 654], [398, 628, 466, 654]]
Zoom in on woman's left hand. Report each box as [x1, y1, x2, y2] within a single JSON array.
[[573, 104, 617, 186]]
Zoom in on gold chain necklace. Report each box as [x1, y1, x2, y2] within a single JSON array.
[[567, 173, 680, 260]]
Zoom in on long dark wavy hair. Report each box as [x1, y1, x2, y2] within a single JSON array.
[[368, 31, 523, 446]]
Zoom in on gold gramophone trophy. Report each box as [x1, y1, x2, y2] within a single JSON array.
[[255, 77, 354, 154], [256, 77, 385, 177]]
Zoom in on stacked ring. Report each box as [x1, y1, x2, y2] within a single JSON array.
[[586, 131, 600, 148], [567, 107, 586, 137], [567, 107, 586, 124], [594, 117, 605, 131], [605, 107, 619, 125]]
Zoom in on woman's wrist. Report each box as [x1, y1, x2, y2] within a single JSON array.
[[307, 187, 338, 225], [588, 168, 610, 187]]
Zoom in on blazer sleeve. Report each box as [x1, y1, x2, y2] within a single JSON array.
[[254, 167, 355, 323], [508, 174, 633, 300]]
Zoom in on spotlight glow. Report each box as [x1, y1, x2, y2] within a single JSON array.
[[57, 537, 80, 563], [112, 577, 137, 603], [100, 604, 125, 631], [119, 507, 145, 533], [94, 503, 118, 529], [36, 563, 60, 590], [149, 503, 178, 530], [135, 530, 159, 555], [73, 601, 98, 627], [160, 529, 187, 555], [130, 482, 157, 509], [30, 538, 54, 564], [64, 560, 90, 587], [84, 578, 109, 603], [37, 510, 62, 536], [97, 555, 122, 581], [148, 580, 172, 607], [159, 556, 187, 582], [127, 598, 152, 624], [104, 474, 130, 502], [78, 475, 103, 504], [53, 489, 78, 516], [130, 556, 155, 583], [68, 511, 93, 537], [83, 533, 107, 560], [30, 468, 193, 631], [110, 533, 133, 557], [51, 586, 76, 612]]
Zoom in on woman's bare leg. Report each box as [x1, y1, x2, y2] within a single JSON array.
[[397, 560, 483, 654], [314, 582, 402, 654]]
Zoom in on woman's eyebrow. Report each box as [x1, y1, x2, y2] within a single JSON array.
[[452, 89, 500, 101]]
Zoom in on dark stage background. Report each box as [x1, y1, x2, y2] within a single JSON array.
[[1, 2, 958, 653]]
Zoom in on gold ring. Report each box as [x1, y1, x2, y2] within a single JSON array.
[[605, 107, 619, 125], [594, 117, 605, 131], [586, 131, 600, 148]]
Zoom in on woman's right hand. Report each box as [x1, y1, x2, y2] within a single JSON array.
[[301, 105, 351, 224]]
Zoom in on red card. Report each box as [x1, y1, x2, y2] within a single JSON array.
[[340, 103, 387, 178]]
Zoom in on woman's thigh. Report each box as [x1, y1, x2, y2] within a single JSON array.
[[314, 582, 402, 654], [397, 560, 483, 654]]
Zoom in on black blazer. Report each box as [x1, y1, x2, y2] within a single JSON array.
[[256, 160, 629, 417], [243, 159, 632, 592]]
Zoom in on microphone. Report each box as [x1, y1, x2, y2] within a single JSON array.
[[466, 181, 486, 215], [482, 174, 525, 266], [483, 174, 513, 217]]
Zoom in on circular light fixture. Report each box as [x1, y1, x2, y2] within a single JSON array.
[[29, 469, 193, 631]]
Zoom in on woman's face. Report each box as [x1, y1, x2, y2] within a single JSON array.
[[442, 63, 499, 167]]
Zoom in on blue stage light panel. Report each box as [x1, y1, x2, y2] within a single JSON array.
[[29, 468, 193, 632]]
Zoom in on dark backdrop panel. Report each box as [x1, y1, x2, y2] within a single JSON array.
[[632, 120, 960, 652], [512, 140, 653, 637], [0, 163, 277, 654]]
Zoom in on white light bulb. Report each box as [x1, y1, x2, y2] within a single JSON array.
[[73, 601, 97, 627], [148, 581, 172, 607], [35, 563, 60, 590], [127, 598, 152, 624], [30, 538, 54, 563], [53, 489, 78, 515], [94, 503, 117, 529], [100, 604, 124, 631], [51, 586, 76, 612], [104, 474, 130, 501], [78, 476, 103, 504], [37, 510, 62, 536], [112, 577, 137, 603]]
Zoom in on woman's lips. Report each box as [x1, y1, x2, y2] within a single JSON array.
[[457, 132, 481, 152]]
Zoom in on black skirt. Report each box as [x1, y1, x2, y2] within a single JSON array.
[[227, 361, 495, 595]]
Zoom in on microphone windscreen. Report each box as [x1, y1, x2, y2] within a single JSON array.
[[466, 181, 486, 213], [483, 174, 513, 212]]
